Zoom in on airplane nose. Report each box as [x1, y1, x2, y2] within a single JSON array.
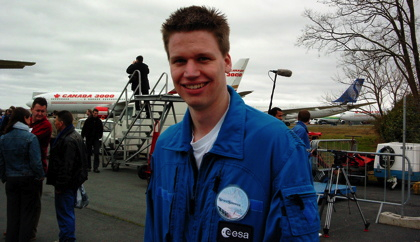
[[26, 101, 32, 108]]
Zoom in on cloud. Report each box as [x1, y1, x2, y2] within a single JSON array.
[[0, 0, 345, 111]]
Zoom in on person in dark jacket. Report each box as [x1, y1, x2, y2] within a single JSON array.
[[47, 110, 88, 242], [126, 55, 151, 117], [0, 107, 45, 242], [81, 108, 103, 173], [0, 107, 15, 135]]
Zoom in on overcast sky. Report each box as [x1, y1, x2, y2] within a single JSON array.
[[1, 0, 348, 111]]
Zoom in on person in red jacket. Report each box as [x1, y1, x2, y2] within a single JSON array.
[[30, 97, 52, 240]]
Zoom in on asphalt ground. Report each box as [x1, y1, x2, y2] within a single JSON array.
[[1, 165, 420, 241], [0, 165, 146, 242]]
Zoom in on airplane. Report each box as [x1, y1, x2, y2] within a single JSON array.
[[254, 78, 375, 125], [0, 59, 36, 69], [313, 114, 344, 125], [339, 110, 380, 123], [26, 58, 250, 115]]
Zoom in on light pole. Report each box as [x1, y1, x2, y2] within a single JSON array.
[[268, 69, 292, 112]]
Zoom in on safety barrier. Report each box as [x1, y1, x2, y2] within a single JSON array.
[[311, 139, 415, 222]]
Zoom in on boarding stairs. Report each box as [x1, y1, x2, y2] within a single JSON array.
[[101, 70, 184, 177]]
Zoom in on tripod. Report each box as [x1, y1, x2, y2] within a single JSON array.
[[318, 150, 370, 237]]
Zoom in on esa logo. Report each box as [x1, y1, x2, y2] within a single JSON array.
[[221, 227, 250, 239], [217, 222, 253, 241]]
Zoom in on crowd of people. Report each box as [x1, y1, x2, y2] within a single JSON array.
[[0, 99, 88, 242]]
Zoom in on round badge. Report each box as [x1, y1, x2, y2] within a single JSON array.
[[216, 185, 249, 221]]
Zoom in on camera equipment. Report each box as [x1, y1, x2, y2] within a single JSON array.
[[318, 150, 370, 237]]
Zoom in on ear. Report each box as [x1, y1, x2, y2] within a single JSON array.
[[224, 53, 232, 73]]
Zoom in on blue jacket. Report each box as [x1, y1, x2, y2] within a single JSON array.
[[145, 86, 320, 241], [0, 122, 44, 182], [292, 121, 311, 150]]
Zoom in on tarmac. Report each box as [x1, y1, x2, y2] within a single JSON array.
[[1, 164, 420, 241]]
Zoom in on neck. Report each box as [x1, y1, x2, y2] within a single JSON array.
[[190, 92, 229, 142]]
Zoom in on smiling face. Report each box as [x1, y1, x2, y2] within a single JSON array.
[[167, 30, 232, 112]]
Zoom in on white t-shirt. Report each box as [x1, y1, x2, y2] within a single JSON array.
[[191, 103, 229, 169]]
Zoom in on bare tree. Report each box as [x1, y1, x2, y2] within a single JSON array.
[[297, 0, 420, 107]]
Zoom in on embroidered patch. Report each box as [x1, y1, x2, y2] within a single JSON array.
[[216, 186, 249, 221], [217, 221, 253, 241]]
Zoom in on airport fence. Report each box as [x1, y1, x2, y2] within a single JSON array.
[[311, 139, 416, 222]]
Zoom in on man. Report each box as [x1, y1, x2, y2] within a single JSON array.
[[145, 6, 319, 241], [81, 108, 103, 173], [47, 110, 88, 242], [268, 106, 284, 121], [126, 55, 151, 117], [292, 110, 311, 150], [30, 97, 52, 240], [85, 109, 93, 118]]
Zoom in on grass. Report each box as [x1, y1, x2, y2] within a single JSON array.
[[290, 124, 381, 152]]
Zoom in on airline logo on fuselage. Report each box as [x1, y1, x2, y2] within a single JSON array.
[[53, 94, 115, 98]]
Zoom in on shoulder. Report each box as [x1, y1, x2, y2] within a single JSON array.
[[157, 122, 182, 143], [42, 116, 52, 126]]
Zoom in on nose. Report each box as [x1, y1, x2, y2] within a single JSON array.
[[184, 60, 200, 78]]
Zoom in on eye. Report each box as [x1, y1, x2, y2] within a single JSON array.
[[171, 58, 186, 65], [197, 56, 211, 62]]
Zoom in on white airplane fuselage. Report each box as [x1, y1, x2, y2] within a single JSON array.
[[27, 92, 122, 113], [340, 111, 378, 122]]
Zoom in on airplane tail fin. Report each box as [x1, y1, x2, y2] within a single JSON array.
[[32, 92, 47, 98], [226, 58, 249, 91], [332, 78, 365, 104]]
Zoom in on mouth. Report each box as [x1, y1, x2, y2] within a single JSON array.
[[183, 83, 206, 90]]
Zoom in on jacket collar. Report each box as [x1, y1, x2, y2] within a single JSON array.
[[13, 121, 30, 132], [54, 125, 75, 146], [296, 121, 308, 132], [165, 86, 245, 160]]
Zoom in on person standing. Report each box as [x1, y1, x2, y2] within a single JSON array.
[[126, 55, 151, 117], [48, 110, 58, 146], [0, 107, 15, 135], [47, 110, 88, 242], [292, 110, 311, 150], [268, 106, 284, 121], [0, 107, 45, 242], [145, 6, 319, 241], [29, 97, 52, 239], [85, 109, 93, 118], [81, 108, 103, 173]]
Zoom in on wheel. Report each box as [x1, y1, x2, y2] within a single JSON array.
[[138, 164, 150, 180], [111, 162, 120, 171]]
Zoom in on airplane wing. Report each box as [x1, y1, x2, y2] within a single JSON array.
[[282, 102, 374, 114], [238, 90, 253, 97], [0, 59, 36, 69], [281, 102, 375, 124]]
